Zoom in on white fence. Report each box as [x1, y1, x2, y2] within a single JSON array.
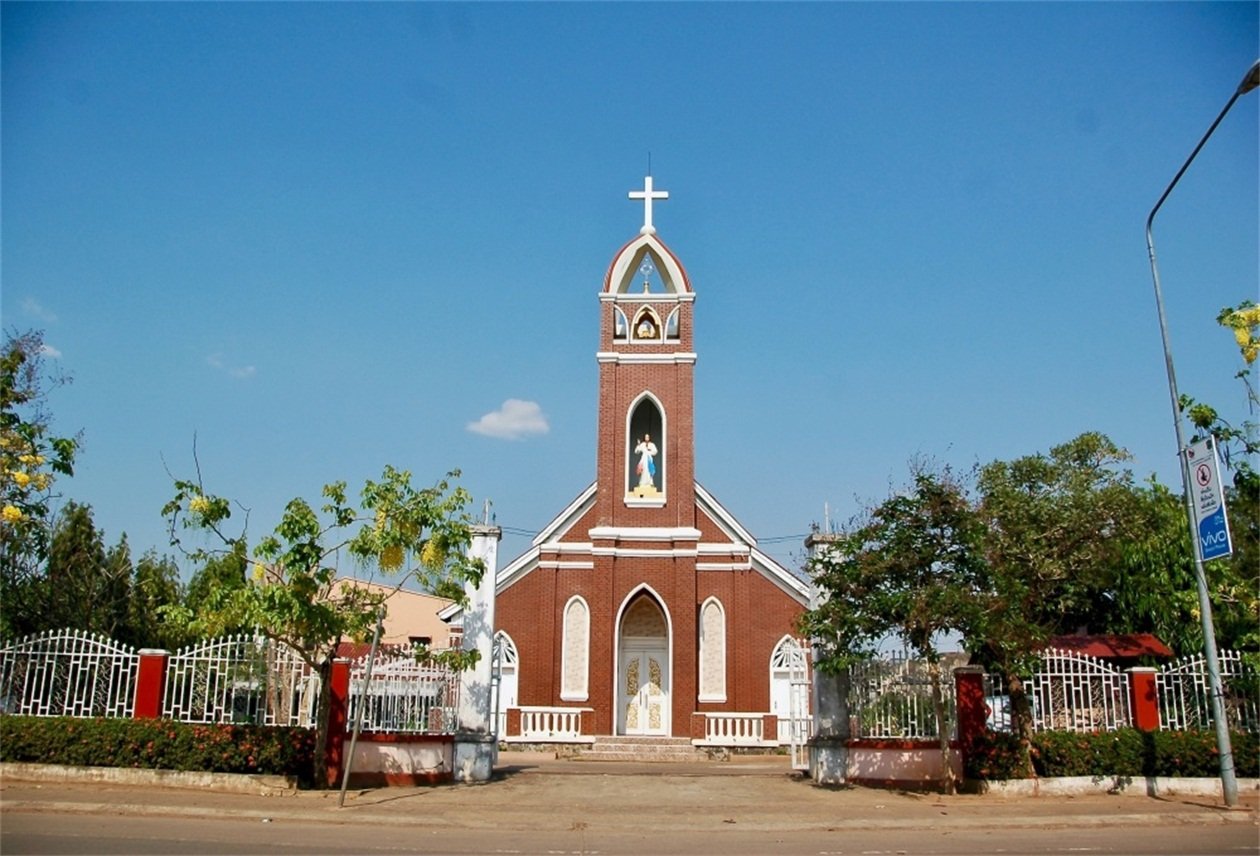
[[848, 653, 956, 739], [346, 647, 460, 734], [163, 634, 319, 727], [1024, 648, 1132, 732], [1157, 650, 1258, 733], [0, 629, 138, 718]]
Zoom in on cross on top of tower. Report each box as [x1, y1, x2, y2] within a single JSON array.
[[628, 175, 668, 236]]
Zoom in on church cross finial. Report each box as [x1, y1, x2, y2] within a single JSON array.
[[628, 175, 669, 236]]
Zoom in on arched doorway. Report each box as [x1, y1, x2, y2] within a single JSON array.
[[616, 590, 670, 735]]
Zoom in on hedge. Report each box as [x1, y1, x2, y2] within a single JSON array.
[[965, 727, 1260, 780], [0, 715, 316, 786]]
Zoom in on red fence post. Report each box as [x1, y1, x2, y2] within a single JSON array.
[[1128, 667, 1160, 731], [505, 707, 521, 738], [133, 649, 169, 719], [953, 666, 987, 768], [325, 659, 350, 787]]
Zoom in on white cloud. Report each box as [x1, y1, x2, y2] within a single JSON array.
[[22, 298, 57, 323], [467, 399, 549, 440], [207, 353, 256, 379], [39, 344, 63, 359]]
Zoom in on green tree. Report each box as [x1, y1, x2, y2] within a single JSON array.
[[799, 466, 989, 794], [0, 330, 78, 638], [45, 501, 108, 632], [101, 535, 134, 639], [974, 432, 1145, 755], [162, 464, 485, 786], [127, 550, 186, 650]]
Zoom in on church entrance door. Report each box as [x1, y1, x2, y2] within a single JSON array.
[[620, 642, 669, 735]]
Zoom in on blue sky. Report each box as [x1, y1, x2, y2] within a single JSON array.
[[3, 2, 1257, 579]]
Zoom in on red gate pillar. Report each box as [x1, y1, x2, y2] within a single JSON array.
[[133, 649, 169, 719], [325, 659, 350, 787], [1128, 667, 1160, 731], [953, 666, 987, 769]]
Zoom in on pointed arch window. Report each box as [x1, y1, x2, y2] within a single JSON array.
[[632, 306, 661, 342], [627, 395, 664, 500], [698, 597, 727, 702], [613, 307, 628, 341], [665, 307, 680, 341], [560, 596, 590, 701]]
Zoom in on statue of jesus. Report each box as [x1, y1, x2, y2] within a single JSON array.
[[634, 434, 658, 489]]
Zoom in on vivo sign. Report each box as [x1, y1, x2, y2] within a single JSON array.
[[1185, 437, 1233, 562]]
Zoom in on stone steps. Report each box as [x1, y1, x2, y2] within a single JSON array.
[[571, 735, 718, 763]]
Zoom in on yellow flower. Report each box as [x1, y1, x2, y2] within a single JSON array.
[[252, 562, 267, 582], [189, 495, 211, 516], [2, 505, 23, 523], [12, 471, 31, 488], [420, 539, 446, 570], [1234, 326, 1251, 348], [380, 544, 404, 571]]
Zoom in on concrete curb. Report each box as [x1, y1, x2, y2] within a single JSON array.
[[0, 762, 297, 795], [970, 775, 1260, 799]]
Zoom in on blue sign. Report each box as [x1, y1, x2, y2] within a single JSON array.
[[1186, 438, 1232, 562]]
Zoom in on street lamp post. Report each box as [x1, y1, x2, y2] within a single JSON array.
[[1144, 58, 1259, 809]]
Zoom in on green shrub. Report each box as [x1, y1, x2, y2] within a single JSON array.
[[0, 715, 316, 786], [965, 727, 1260, 780]]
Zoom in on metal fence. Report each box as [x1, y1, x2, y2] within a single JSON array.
[[0, 629, 139, 718], [346, 646, 460, 734], [163, 634, 319, 727], [1157, 650, 1258, 733], [847, 652, 956, 739]]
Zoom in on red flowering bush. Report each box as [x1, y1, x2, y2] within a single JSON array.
[[0, 715, 316, 786]]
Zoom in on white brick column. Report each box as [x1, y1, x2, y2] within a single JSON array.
[[454, 523, 500, 782]]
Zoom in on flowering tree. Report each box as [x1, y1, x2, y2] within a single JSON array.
[[0, 330, 78, 638], [161, 464, 485, 785]]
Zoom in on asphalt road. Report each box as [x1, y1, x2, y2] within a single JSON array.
[[3, 810, 1259, 856]]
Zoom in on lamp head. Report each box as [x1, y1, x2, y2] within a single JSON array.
[[1239, 59, 1260, 95]]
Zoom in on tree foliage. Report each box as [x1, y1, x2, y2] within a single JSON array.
[[799, 466, 989, 793], [161, 463, 485, 785], [0, 330, 78, 638]]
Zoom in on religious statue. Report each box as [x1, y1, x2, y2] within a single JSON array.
[[634, 433, 658, 491]]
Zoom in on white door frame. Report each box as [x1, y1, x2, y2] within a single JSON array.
[[612, 585, 673, 736]]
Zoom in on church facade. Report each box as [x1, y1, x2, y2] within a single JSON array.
[[492, 178, 809, 743]]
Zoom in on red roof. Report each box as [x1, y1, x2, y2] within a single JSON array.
[[1048, 633, 1174, 659]]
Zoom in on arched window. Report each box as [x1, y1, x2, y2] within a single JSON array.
[[560, 596, 590, 701], [698, 597, 726, 702], [613, 307, 628, 340], [627, 395, 664, 499], [665, 307, 680, 340], [491, 631, 519, 736]]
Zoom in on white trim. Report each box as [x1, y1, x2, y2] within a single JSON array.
[[624, 496, 666, 509], [696, 561, 753, 571], [698, 597, 727, 703], [539, 560, 595, 570], [539, 542, 595, 555], [697, 543, 751, 556], [604, 234, 690, 295], [560, 595, 590, 702], [596, 352, 698, 365], [588, 526, 702, 542], [599, 292, 696, 305]]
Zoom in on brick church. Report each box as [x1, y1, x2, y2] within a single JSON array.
[[491, 177, 809, 742]]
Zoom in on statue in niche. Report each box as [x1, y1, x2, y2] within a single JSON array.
[[635, 313, 658, 341], [632, 433, 659, 496]]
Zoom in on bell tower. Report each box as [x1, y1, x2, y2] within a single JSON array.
[[593, 176, 697, 531]]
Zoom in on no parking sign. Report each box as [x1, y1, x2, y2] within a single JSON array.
[[1185, 437, 1233, 562]]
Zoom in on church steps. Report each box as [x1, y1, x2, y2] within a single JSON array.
[[570, 735, 719, 763]]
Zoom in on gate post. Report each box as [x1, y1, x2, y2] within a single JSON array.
[[325, 659, 350, 787], [133, 649, 169, 719], [1128, 667, 1160, 731], [953, 665, 987, 771], [454, 524, 501, 782]]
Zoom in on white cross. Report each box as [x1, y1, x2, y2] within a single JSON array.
[[629, 175, 669, 235]]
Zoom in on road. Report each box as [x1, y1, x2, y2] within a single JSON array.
[[3, 810, 1258, 855], [2, 753, 1257, 856]]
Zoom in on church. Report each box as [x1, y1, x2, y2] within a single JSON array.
[[485, 177, 810, 747]]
